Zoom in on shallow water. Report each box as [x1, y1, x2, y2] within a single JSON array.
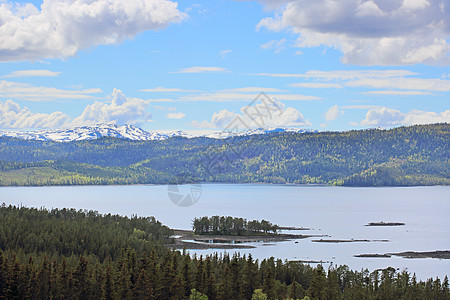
[[1, 184, 449, 280]]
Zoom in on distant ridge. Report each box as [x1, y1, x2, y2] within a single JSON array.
[[0, 123, 315, 142]]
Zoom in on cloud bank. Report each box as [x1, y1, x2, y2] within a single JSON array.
[[0, 89, 151, 129], [192, 97, 311, 129], [0, 99, 70, 128], [257, 0, 450, 65], [360, 107, 450, 127], [72, 89, 151, 126], [0, 0, 185, 61]]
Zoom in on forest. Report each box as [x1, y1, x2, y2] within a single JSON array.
[[0, 123, 448, 187], [0, 204, 449, 299]]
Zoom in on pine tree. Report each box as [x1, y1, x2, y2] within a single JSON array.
[[117, 263, 132, 299], [216, 266, 231, 300], [73, 256, 89, 299], [325, 268, 340, 299], [102, 266, 115, 300], [262, 267, 276, 300], [6, 260, 20, 299], [229, 258, 241, 300], [0, 250, 7, 297], [306, 265, 326, 300], [203, 257, 215, 300], [241, 254, 258, 299], [133, 269, 154, 299], [180, 254, 192, 298], [194, 256, 205, 293]]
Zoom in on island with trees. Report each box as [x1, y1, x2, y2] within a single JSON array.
[[193, 216, 279, 235]]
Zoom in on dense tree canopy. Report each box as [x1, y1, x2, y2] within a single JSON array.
[[193, 216, 278, 235]]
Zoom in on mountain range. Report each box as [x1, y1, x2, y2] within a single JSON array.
[[0, 123, 315, 142]]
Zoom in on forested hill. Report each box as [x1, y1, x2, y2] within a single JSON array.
[[0, 123, 448, 187]]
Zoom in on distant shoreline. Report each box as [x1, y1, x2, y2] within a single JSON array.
[[1, 182, 448, 188]]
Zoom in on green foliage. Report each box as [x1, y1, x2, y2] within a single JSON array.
[[0, 123, 448, 187], [0, 204, 172, 261], [190, 288, 208, 300], [192, 216, 278, 235], [251, 288, 268, 300]]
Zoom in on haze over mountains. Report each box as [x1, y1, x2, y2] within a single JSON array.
[[0, 123, 315, 142]]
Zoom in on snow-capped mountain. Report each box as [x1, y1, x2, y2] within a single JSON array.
[[0, 124, 314, 142]]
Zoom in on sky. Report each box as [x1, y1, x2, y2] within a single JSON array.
[[0, 0, 449, 133]]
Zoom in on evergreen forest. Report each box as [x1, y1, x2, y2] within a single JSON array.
[[0, 123, 448, 187]]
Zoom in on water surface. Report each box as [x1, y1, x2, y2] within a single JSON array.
[[1, 184, 448, 280]]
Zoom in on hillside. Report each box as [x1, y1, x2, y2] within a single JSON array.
[[0, 123, 448, 187]]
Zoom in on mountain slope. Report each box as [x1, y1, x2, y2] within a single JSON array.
[[0, 123, 448, 186]]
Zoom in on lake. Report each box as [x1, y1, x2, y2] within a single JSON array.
[[1, 184, 449, 280]]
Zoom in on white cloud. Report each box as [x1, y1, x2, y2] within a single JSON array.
[[3, 70, 61, 78], [324, 105, 343, 121], [341, 105, 382, 109], [252, 70, 418, 79], [174, 67, 229, 74], [140, 87, 202, 93], [402, 0, 431, 11], [0, 0, 185, 62], [363, 90, 434, 95], [0, 99, 70, 128], [190, 120, 214, 128], [192, 97, 311, 129], [347, 77, 450, 91], [254, 69, 450, 95], [0, 89, 155, 129], [166, 112, 186, 119], [290, 82, 343, 89], [181, 92, 320, 102], [360, 107, 450, 127], [72, 88, 151, 126], [219, 49, 232, 58], [0, 80, 102, 102], [220, 87, 287, 93], [256, 0, 450, 65], [260, 38, 287, 53]]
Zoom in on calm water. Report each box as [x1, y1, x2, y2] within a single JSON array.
[[1, 184, 449, 280]]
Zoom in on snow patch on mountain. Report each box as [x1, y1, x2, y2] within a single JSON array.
[[0, 124, 315, 142]]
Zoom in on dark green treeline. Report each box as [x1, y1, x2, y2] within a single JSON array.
[[0, 205, 449, 299], [193, 216, 279, 235]]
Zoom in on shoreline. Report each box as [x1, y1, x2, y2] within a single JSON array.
[[1, 182, 448, 188], [168, 229, 323, 250]]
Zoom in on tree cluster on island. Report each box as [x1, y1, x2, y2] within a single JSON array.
[[192, 216, 279, 236], [0, 204, 449, 299]]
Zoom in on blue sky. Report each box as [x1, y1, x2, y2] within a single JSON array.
[[0, 0, 449, 132]]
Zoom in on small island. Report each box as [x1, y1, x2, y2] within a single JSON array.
[[366, 221, 405, 226], [312, 239, 389, 243], [355, 251, 450, 259], [170, 216, 318, 249]]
